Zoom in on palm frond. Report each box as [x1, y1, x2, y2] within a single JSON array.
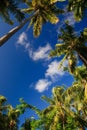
[[33, 15, 43, 37]]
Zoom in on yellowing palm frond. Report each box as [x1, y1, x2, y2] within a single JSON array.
[[33, 15, 43, 37], [21, 7, 34, 13], [50, 0, 65, 4]]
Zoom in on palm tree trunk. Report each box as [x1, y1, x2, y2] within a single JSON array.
[[0, 17, 31, 47], [77, 51, 87, 67], [0, 10, 39, 47], [76, 47, 87, 67]]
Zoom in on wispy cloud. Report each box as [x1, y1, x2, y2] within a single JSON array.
[[17, 32, 52, 61], [29, 43, 52, 61], [17, 32, 67, 93], [45, 60, 65, 80], [17, 32, 29, 49], [34, 60, 67, 93], [35, 79, 52, 93]]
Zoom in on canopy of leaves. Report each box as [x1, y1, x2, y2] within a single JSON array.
[[50, 22, 87, 73], [0, 0, 25, 24], [21, 0, 64, 37], [67, 0, 87, 21], [20, 84, 87, 130]]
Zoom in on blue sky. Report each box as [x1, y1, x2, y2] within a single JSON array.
[[0, 4, 86, 125]]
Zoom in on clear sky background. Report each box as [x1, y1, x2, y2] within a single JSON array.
[[0, 1, 87, 125]]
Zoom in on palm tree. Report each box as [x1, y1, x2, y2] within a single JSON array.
[[50, 22, 87, 73], [0, 96, 39, 130], [0, 0, 25, 24], [24, 84, 86, 130], [67, 0, 87, 21], [37, 84, 87, 130], [0, 0, 64, 47], [73, 66, 87, 99], [0, 95, 18, 130], [0, 85, 87, 130]]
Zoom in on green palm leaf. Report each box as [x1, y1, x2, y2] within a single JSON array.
[[21, 0, 63, 37], [50, 23, 87, 73], [68, 0, 87, 21]]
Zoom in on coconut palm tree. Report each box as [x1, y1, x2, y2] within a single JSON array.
[[67, 0, 87, 21], [50, 22, 87, 73], [0, 96, 40, 130], [0, 0, 25, 24], [21, 0, 64, 37], [36, 83, 87, 130], [24, 84, 86, 130], [73, 65, 87, 99], [0, 95, 18, 130], [0, 85, 87, 130], [0, 0, 64, 47]]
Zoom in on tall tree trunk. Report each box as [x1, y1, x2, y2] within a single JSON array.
[[0, 10, 39, 47], [0, 17, 31, 47], [79, 53, 87, 66], [77, 50, 87, 67], [78, 53, 87, 67]]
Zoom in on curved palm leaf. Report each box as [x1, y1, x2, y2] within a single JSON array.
[[67, 0, 87, 21], [40, 84, 87, 130], [0, 0, 64, 47], [0, 0, 25, 24], [21, 0, 64, 37], [50, 22, 87, 73]]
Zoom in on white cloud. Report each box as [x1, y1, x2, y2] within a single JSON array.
[[17, 33, 68, 93], [29, 43, 52, 61], [17, 32, 52, 61], [35, 79, 52, 92], [34, 60, 67, 93], [45, 60, 67, 80], [17, 32, 29, 49]]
